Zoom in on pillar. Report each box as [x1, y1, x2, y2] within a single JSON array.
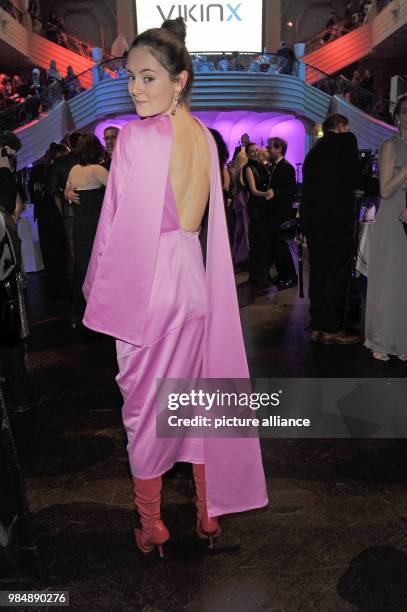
[[116, 0, 136, 47], [92, 47, 102, 84], [264, 0, 281, 54]]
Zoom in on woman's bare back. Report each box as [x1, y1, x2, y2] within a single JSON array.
[[169, 113, 211, 232]]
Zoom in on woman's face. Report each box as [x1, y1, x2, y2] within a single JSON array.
[[126, 46, 183, 118], [396, 100, 407, 131]]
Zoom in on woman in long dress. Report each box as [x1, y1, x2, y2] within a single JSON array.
[[83, 17, 268, 557], [65, 134, 108, 325], [365, 94, 407, 361]]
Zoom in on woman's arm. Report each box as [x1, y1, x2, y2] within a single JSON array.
[[223, 167, 230, 191], [12, 192, 23, 223], [95, 164, 109, 186], [379, 140, 407, 199], [64, 171, 80, 204]]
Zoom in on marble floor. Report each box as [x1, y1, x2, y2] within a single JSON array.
[[1, 271, 407, 612]]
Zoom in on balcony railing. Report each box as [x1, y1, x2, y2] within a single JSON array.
[[1, 55, 394, 133]]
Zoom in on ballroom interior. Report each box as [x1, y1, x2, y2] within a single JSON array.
[[1, 1, 407, 610]]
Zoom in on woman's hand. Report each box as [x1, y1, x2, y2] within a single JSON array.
[[265, 188, 274, 200], [66, 189, 80, 204], [399, 209, 407, 224]]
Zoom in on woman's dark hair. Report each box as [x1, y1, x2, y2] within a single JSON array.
[[46, 142, 69, 165], [129, 17, 193, 103], [68, 131, 82, 150], [209, 128, 229, 169], [28, 0, 37, 13], [77, 133, 104, 165], [0, 168, 17, 214], [393, 94, 407, 122]]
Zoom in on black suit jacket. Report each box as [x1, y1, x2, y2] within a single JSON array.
[[268, 158, 296, 223], [301, 131, 360, 232]]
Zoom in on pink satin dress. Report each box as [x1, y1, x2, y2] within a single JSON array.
[[116, 177, 206, 477]]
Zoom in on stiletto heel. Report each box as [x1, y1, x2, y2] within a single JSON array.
[[193, 464, 221, 549], [133, 477, 169, 558]]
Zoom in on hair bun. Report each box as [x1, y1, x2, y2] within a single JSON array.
[[161, 17, 186, 43]]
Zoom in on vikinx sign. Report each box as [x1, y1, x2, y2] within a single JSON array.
[[135, 0, 263, 53], [156, 3, 243, 22]]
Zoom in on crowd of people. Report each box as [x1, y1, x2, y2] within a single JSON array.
[[0, 124, 119, 413], [216, 101, 407, 356], [192, 43, 296, 75], [316, 0, 393, 48], [217, 133, 298, 289], [0, 61, 83, 129]]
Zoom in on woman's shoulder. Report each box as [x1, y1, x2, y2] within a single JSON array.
[[380, 136, 398, 152], [383, 133, 400, 144], [117, 117, 173, 162], [119, 116, 171, 138]]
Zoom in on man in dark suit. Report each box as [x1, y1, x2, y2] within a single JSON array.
[[301, 113, 360, 344], [266, 137, 298, 289], [102, 125, 119, 170], [48, 131, 82, 312], [232, 132, 250, 160], [276, 41, 295, 74]]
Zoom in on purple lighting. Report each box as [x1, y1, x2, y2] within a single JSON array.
[[95, 111, 306, 175]]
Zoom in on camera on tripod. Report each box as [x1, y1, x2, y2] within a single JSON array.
[[357, 149, 380, 198]]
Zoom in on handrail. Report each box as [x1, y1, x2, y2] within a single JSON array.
[[304, 21, 353, 54], [1, 4, 112, 62], [1, 54, 394, 132], [0, 79, 67, 130], [55, 30, 114, 62], [336, 74, 393, 112]]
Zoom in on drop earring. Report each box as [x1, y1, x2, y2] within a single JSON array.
[[171, 90, 180, 116]]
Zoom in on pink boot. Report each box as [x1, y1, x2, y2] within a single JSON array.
[[192, 464, 221, 548], [133, 476, 169, 558]]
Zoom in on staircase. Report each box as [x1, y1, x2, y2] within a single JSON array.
[[11, 68, 397, 171], [304, 0, 407, 77], [0, 7, 94, 88]]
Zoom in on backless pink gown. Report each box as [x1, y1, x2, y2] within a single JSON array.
[[116, 177, 206, 476], [83, 115, 268, 517]]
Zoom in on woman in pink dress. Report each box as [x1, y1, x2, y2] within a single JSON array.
[[83, 17, 268, 558]]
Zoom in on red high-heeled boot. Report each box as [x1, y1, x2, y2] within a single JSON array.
[[192, 463, 221, 549], [133, 476, 169, 558]]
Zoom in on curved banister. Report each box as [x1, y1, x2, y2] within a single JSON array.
[[1, 53, 393, 135]]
